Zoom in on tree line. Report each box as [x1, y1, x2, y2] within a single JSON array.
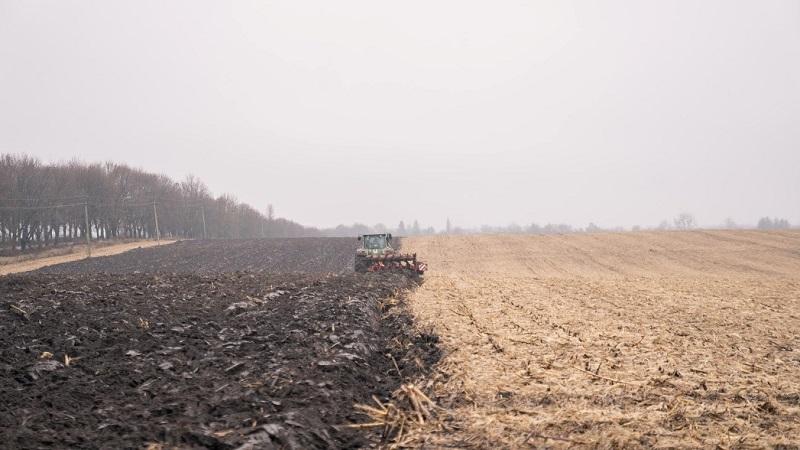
[[2, 153, 794, 253], [0, 154, 314, 252], [332, 212, 794, 236]]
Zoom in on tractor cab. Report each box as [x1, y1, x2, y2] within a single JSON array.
[[358, 233, 393, 254]]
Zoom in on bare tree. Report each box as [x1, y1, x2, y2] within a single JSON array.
[[0, 153, 318, 252], [758, 217, 790, 230], [411, 220, 420, 235], [673, 212, 696, 230]]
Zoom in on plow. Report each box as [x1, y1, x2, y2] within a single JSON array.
[[355, 233, 427, 275]]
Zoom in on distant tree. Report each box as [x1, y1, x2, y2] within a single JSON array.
[[411, 220, 420, 235], [758, 217, 790, 230], [397, 220, 406, 235], [724, 218, 738, 229], [542, 223, 573, 234], [352, 223, 371, 235], [586, 222, 600, 233], [267, 204, 274, 221], [445, 218, 452, 234], [673, 213, 696, 230], [323, 223, 371, 237], [507, 223, 522, 234]]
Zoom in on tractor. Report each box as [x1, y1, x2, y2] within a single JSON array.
[[355, 233, 427, 275]]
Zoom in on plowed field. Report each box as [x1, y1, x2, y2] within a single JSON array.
[[1, 238, 437, 449], [402, 230, 800, 448], [36, 238, 357, 274]]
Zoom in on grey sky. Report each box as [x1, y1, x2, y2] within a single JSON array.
[[1, 1, 798, 230]]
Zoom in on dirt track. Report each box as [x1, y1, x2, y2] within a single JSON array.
[[403, 230, 800, 448], [0, 240, 175, 276], [1, 238, 437, 449]]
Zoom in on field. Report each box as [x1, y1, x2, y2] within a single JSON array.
[[35, 238, 357, 274], [401, 230, 800, 448], [1, 238, 437, 449], [2, 230, 799, 449]]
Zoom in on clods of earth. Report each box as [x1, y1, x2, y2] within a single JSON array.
[[1, 239, 438, 449]]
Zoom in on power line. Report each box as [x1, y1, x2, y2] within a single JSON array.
[[0, 201, 210, 210], [0, 195, 89, 202], [0, 203, 87, 211]]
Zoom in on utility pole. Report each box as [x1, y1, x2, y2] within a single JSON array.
[[201, 206, 207, 240], [84, 201, 92, 257], [153, 199, 161, 244]]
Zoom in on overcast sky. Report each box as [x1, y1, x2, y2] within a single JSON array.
[[1, 1, 798, 230]]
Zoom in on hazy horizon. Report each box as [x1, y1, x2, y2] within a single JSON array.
[[2, 1, 798, 230]]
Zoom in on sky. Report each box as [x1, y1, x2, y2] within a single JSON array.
[[1, 1, 798, 230]]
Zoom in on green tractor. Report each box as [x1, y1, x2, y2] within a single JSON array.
[[355, 233, 427, 274]]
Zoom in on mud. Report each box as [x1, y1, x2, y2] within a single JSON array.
[[1, 238, 438, 449]]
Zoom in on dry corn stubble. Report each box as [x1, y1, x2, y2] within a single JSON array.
[[401, 230, 800, 448]]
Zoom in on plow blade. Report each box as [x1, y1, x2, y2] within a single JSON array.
[[356, 253, 427, 275]]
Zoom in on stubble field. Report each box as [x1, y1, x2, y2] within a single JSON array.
[[401, 230, 800, 448]]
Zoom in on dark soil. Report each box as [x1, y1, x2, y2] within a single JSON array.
[[0, 239, 439, 449], [36, 238, 358, 274]]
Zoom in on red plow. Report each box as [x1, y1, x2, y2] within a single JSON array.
[[363, 253, 427, 274], [354, 234, 427, 275]]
